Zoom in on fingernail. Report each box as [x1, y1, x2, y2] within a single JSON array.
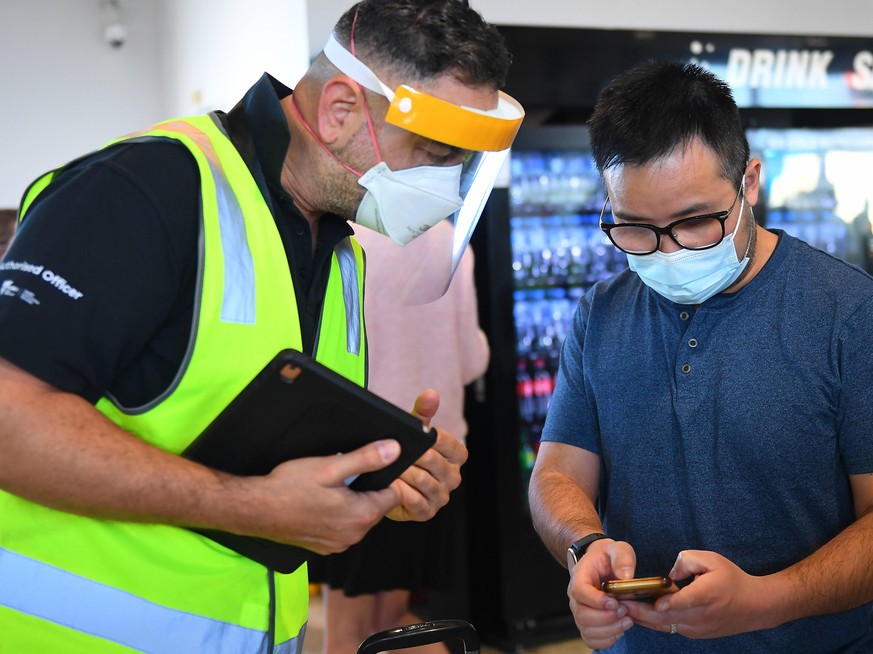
[[617, 567, 634, 579], [621, 618, 633, 630], [605, 599, 619, 610], [376, 440, 400, 462], [617, 606, 628, 617]]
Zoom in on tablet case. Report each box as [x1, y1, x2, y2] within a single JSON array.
[[182, 349, 437, 572]]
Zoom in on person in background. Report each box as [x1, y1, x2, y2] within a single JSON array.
[[0, 0, 522, 651], [310, 222, 490, 653], [0, 210, 16, 259], [528, 60, 873, 653]]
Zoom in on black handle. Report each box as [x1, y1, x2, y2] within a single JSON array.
[[357, 620, 479, 654]]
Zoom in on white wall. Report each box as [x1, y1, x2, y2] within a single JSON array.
[[0, 0, 162, 207], [0, 0, 309, 208], [159, 0, 309, 117], [307, 0, 873, 58]]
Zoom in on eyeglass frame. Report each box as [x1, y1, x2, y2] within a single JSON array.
[[598, 183, 744, 256]]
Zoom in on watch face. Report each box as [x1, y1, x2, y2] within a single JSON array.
[[567, 547, 579, 570], [567, 533, 608, 571]]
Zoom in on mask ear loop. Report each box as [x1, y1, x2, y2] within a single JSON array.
[[349, 8, 383, 164], [737, 178, 753, 260], [287, 9, 384, 180], [288, 96, 364, 178]]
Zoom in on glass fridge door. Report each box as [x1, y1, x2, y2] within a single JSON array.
[[748, 127, 873, 272], [508, 146, 627, 507]]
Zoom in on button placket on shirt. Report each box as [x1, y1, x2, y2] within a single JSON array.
[[679, 310, 696, 375], [673, 307, 706, 439]]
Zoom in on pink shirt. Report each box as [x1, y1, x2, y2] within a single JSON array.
[[355, 226, 489, 441]]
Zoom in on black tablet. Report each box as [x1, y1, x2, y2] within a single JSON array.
[[182, 349, 438, 572]]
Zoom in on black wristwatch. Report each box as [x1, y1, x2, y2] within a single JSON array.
[[566, 532, 609, 570]]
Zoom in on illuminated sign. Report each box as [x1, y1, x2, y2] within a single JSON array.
[[500, 26, 873, 109], [687, 39, 873, 107]]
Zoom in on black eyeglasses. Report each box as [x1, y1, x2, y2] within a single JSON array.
[[599, 184, 743, 255]]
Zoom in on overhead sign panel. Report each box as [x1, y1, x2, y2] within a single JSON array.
[[500, 26, 873, 109]]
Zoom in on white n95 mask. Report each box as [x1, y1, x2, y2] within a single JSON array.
[[355, 161, 464, 246]]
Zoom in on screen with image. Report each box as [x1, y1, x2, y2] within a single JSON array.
[[747, 127, 873, 272]]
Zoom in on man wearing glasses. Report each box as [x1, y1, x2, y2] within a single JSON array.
[[529, 60, 873, 653]]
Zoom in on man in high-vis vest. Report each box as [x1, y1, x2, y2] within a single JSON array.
[[0, 1, 524, 651]]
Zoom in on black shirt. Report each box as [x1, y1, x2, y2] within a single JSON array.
[[0, 74, 352, 406]]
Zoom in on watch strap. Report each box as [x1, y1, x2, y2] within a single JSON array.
[[566, 532, 609, 569]]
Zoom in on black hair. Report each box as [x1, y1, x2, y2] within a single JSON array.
[[588, 60, 749, 186], [333, 0, 511, 88]]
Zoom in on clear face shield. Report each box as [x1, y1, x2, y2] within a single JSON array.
[[322, 34, 524, 304]]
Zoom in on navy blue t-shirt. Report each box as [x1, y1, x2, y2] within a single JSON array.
[[542, 231, 873, 652]]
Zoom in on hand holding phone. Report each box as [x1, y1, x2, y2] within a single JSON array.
[[601, 576, 679, 601]]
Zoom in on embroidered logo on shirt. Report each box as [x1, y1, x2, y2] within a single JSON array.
[[0, 280, 18, 297], [0, 279, 40, 305], [0, 260, 83, 300]]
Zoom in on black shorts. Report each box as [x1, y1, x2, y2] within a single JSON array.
[[307, 483, 466, 598]]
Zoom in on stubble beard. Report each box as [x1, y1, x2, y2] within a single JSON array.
[[319, 164, 364, 222], [731, 205, 758, 288], [318, 130, 373, 222]]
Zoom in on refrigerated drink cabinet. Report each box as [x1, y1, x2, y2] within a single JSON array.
[[465, 127, 626, 648]]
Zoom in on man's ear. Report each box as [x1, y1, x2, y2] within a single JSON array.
[[744, 158, 763, 207], [316, 75, 365, 146]]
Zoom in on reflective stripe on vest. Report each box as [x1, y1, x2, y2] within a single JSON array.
[[0, 547, 305, 654], [335, 238, 361, 355], [165, 119, 254, 325]]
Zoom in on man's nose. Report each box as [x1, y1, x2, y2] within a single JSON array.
[[658, 234, 683, 254]]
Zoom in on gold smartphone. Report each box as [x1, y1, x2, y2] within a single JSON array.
[[601, 576, 679, 601]]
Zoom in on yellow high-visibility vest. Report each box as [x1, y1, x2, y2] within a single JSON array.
[[0, 113, 366, 653]]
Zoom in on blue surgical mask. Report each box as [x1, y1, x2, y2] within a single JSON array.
[[626, 194, 751, 304]]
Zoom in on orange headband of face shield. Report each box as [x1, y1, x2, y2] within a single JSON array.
[[322, 34, 524, 153]]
